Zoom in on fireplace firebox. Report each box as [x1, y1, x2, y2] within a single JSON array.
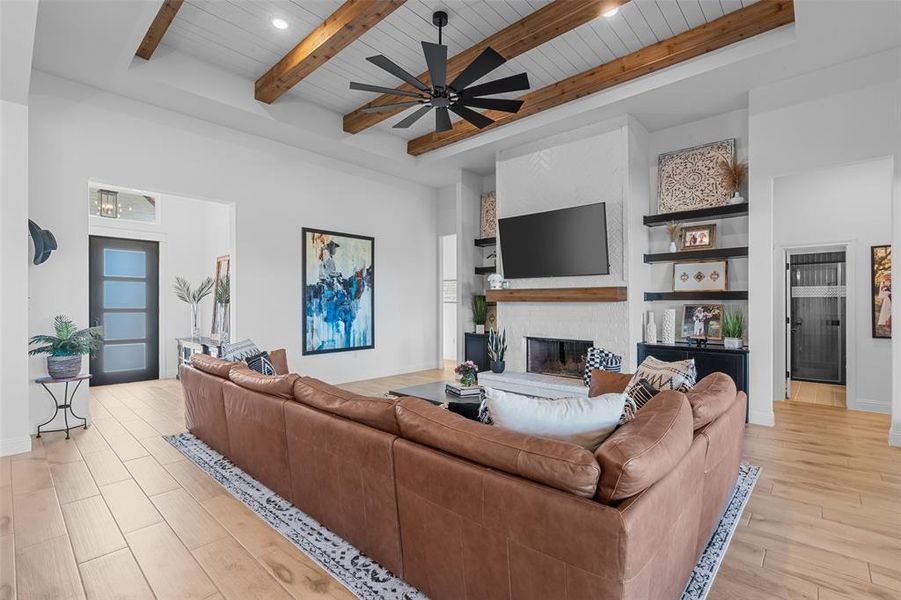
[[526, 337, 593, 379]]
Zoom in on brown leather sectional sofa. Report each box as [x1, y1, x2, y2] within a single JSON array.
[[181, 353, 745, 600]]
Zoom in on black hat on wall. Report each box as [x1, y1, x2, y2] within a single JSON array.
[[28, 219, 57, 265]]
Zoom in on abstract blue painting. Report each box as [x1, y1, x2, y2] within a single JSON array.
[[302, 228, 374, 355]]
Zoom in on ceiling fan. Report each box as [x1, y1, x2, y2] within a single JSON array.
[[349, 11, 530, 133]]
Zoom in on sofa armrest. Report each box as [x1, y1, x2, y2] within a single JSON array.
[[269, 348, 289, 375]]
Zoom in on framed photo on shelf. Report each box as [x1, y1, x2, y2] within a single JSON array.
[[680, 224, 716, 250], [681, 304, 724, 340], [673, 260, 728, 292]]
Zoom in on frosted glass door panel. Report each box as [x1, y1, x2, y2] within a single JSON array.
[[103, 312, 146, 341], [104, 281, 146, 309], [103, 249, 146, 278], [103, 343, 146, 372]]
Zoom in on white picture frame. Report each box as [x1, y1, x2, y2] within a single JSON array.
[[673, 260, 728, 292]]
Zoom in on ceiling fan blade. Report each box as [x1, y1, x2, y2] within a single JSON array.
[[459, 72, 530, 98], [361, 101, 424, 113], [393, 105, 433, 129], [350, 82, 424, 99], [435, 107, 452, 132], [458, 97, 524, 113], [421, 42, 447, 89], [449, 104, 494, 129], [449, 46, 506, 92], [366, 55, 430, 92]]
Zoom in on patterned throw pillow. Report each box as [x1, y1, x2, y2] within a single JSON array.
[[583, 347, 623, 386], [624, 356, 697, 397], [245, 352, 276, 376], [620, 378, 660, 424], [222, 339, 262, 361]]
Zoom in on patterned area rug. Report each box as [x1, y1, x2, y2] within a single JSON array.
[[166, 432, 759, 600]]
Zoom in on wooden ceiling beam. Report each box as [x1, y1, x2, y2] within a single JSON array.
[[135, 0, 184, 60], [407, 0, 794, 156], [256, 0, 405, 104], [342, 0, 630, 135]]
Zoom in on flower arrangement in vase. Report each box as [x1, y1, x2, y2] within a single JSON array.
[[454, 360, 479, 387]]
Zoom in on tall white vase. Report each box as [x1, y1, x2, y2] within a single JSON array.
[[645, 312, 657, 344], [662, 309, 676, 345]]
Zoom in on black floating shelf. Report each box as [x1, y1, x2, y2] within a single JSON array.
[[475, 266, 496, 275], [474, 237, 497, 247], [644, 246, 749, 264], [644, 204, 748, 227], [644, 291, 749, 301]]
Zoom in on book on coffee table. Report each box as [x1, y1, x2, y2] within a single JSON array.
[[445, 383, 482, 397]]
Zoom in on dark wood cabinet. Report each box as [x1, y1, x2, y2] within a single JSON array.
[[464, 332, 490, 373], [637, 342, 749, 420]]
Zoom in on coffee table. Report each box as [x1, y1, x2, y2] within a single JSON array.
[[388, 381, 482, 406]]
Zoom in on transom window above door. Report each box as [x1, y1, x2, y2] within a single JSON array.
[[89, 186, 159, 223]]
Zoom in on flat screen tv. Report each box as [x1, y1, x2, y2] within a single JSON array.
[[498, 202, 609, 279]]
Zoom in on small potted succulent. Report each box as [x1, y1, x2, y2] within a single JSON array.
[[472, 294, 488, 334], [29, 315, 103, 379], [722, 308, 745, 350], [454, 360, 479, 387]]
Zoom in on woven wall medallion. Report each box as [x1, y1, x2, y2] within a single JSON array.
[[657, 139, 735, 213]]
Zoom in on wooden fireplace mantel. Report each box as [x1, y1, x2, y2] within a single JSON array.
[[486, 287, 627, 303]]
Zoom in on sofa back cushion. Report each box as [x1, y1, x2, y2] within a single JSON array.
[[268, 348, 289, 375], [395, 397, 600, 498], [686, 373, 737, 430], [594, 390, 693, 503], [190, 354, 240, 379], [293, 377, 399, 434], [588, 370, 633, 397], [228, 366, 299, 399]]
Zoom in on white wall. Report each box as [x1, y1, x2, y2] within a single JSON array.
[[645, 109, 750, 343], [88, 191, 232, 379], [748, 49, 901, 430], [495, 120, 631, 372], [772, 158, 893, 413], [440, 234, 457, 361], [456, 170, 482, 359], [27, 72, 440, 430]]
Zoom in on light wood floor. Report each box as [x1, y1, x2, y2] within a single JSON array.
[[2, 368, 899, 599], [789, 380, 848, 409]]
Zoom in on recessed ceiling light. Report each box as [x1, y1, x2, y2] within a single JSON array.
[[602, 6, 619, 18], [271, 17, 288, 30]]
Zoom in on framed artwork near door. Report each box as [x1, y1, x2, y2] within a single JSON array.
[[871, 244, 891, 339], [302, 228, 375, 355]]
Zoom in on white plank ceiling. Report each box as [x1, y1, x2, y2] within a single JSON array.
[[162, 0, 759, 139]]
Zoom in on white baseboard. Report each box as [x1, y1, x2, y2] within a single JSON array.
[[748, 409, 775, 427], [849, 397, 891, 414], [889, 425, 901, 448], [1, 435, 33, 457]]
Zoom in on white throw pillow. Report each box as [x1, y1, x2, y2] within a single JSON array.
[[483, 387, 626, 451]]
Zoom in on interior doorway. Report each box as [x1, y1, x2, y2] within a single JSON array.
[[89, 236, 160, 385], [785, 247, 847, 408]]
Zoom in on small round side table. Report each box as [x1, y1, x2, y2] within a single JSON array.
[[34, 374, 91, 439]]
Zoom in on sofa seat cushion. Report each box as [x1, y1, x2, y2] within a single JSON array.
[[686, 373, 737, 430], [395, 397, 600, 498], [483, 387, 625, 451], [293, 377, 399, 434], [594, 390, 693, 504], [190, 354, 240, 379], [228, 366, 299, 399], [588, 370, 633, 397]]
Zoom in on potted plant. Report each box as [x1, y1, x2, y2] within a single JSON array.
[[488, 328, 507, 373], [454, 360, 479, 387], [472, 294, 488, 334], [718, 158, 748, 205], [29, 315, 103, 379], [722, 309, 745, 349], [174, 276, 214, 339]]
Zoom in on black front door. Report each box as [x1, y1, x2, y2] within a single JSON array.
[[89, 236, 160, 385]]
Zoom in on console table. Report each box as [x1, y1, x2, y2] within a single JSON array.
[[176, 337, 224, 378], [637, 342, 749, 420]]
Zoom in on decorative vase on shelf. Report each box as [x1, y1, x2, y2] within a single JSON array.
[[662, 309, 676, 345], [669, 241, 678, 253], [728, 191, 745, 205], [645, 312, 657, 344]]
